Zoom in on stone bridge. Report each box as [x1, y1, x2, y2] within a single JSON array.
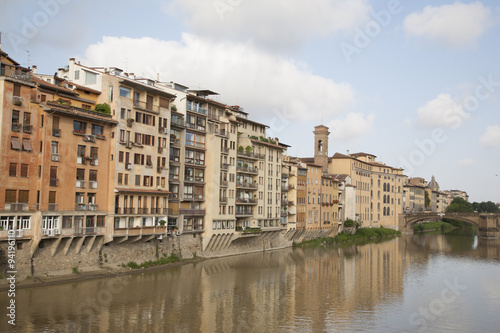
[[399, 212, 500, 238]]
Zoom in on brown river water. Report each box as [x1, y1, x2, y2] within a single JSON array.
[[2, 230, 500, 332]]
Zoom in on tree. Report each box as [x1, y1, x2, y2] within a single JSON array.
[[472, 201, 500, 213], [424, 190, 431, 208], [94, 103, 111, 114], [446, 197, 474, 213]]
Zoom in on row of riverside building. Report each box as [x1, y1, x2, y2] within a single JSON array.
[[0, 47, 468, 271]]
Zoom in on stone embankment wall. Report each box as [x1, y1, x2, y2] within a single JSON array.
[[0, 228, 335, 282]]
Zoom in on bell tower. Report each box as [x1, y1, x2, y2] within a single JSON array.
[[313, 125, 330, 171]]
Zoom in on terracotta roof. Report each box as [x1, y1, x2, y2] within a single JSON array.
[[42, 102, 118, 124], [250, 138, 285, 150], [32, 76, 78, 95], [351, 152, 377, 158]]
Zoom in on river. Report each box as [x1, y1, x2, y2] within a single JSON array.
[[2, 230, 500, 332]]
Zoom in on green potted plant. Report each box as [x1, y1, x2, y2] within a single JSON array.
[[171, 105, 177, 112], [159, 220, 166, 226]]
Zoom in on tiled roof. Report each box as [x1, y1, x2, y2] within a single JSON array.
[[42, 102, 118, 124], [32, 76, 77, 95]]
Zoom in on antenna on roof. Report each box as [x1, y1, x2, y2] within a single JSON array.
[[24, 49, 30, 69]]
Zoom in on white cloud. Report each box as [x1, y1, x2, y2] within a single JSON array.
[[167, 0, 371, 52], [403, 2, 494, 48], [326, 112, 375, 142], [83, 35, 356, 122], [457, 158, 476, 166], [479, 125, 500, 148], [417, 94, 467, 128]]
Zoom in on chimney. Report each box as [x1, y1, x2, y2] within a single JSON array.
[[347, 149, 350, 155], [157, 73, 160, 81], [32, 65, 37, 74]]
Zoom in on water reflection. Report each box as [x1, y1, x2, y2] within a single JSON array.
[[2, 231, 500, 332]]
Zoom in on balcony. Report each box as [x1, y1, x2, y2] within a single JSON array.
[[137, 207, 149, 214], [67, 227, 106, 236], [76, 180, 86, 189], [281, 211, 288, 217], [13, 96, 23, 106], [220, 180, 228, 187], [186, 103, 207, 115], [150, 207, 172, 215], [75, 203, 86, 211], [236, 198, 258, 205], [169, 174, 179, 182], [124, 207, 136, 214], [46, 203, 58, 211], [221, 147, 229, 154], [88, 181, 97, 189], [7, 203, 29, 211], [237, 182, 258, 190], [236, 165, 258, 174], [183, 193, 204, 201], [214, 128, 229, 138], [11, 123, 21, 132], [51, 153, 60, 162], [179, 209, 206, 215], [82, 134, 96, 143], [184, 176, 204, 184], [171, 117, 186, 128], [220, 197, 228, 204], [89, 159, 98, 166], [281, 200, 288, 206], [158, 127, 169, 135], [50, 178, 59, 187], [0, 68, 32, 82], [235, 208, 253, 216], [220, 163, 230, 171], [170, 136, 181, 146], [186, 122, 206, 132], [169, 193, 179, 200], [133, 99, 158, 113], [237, 150, 265, 160], [23, 124, 33, 134], [281, 185, 289, 192], [42, 228, 61, 237]]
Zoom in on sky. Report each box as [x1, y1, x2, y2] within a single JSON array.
[[1, 0, 499, 203]]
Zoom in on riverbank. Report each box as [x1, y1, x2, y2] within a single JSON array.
[[294, 227, 401, 247], [0, 256, 205, 291]]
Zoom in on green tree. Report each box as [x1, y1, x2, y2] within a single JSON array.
[[472, 201, 500, 213], [94, 103, 111, 114], [446, 197, 474, 213], [424, 190, 431, 208]]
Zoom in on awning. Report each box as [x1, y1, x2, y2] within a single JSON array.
[[22, 138, 32, 152], [11, 137, 21, 150]]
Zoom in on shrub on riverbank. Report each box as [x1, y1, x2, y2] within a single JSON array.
[[413, 221, 454, 231], [124, 252, 181, 269], [294, 227, 401, 247]]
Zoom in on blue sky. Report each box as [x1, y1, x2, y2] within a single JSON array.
[[1, 0, 499, 202]]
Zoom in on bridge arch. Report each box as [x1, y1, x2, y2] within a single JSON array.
[[403, 213, 481, 231]]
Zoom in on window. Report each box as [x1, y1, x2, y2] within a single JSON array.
[[119, 86, 131, 98], [92, 124, 104, 136], [20, 164, 28, 178], [109, 85, 113, 102], [73, 121, 86, 133], [11, 137, 21, 150], [13, 84, 21, 97], [22, 138, 32, 152], [18, 190, 29, 203], [63, 216, 72, 228], [9, 163, 17, 177], [12, 110, 20, 124], [85, 71, 97, 84], [51, 141, 58, 154], [77, 145, 86, 158]]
